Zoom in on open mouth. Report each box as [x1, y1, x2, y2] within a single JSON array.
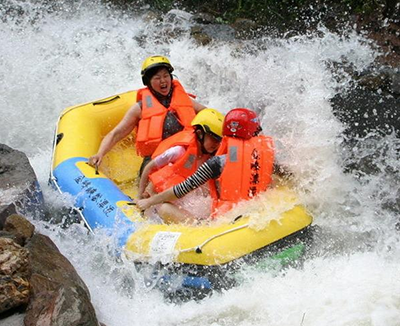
[[159, 84, 169, 93]]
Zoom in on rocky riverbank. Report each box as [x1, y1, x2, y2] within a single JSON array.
[[0, 144, 102, 326], [108, 1, 399, 65]]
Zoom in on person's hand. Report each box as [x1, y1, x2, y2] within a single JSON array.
[[88, 154, 103, 168], [137, 198, 152, 211], [139, 183, 155, 199], [138, 191, 149, 200], [138, 186, 148, 200]]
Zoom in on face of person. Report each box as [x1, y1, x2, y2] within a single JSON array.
[[202, 133, 221, 154], [149, 68, 172, 96]]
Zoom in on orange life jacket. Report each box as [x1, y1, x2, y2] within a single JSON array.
[[149, 129, 206, 193], [210, 135, 275, 217], [135, 80, 196, 157]]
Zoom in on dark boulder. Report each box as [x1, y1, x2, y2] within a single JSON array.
[[4, 214, 35, 246], [0, 143, 101, 325], [24, 233, 99, 326], [331, 68, 400, 139], [0, 144, 45, 225]]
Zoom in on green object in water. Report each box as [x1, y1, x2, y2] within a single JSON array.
[[254, 243, 306, 270], [233, 243, 306, 284]]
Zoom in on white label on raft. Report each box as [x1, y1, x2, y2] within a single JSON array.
[[150, 232, 181, 257]]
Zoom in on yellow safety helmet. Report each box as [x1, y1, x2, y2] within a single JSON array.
[[141, 55, 174, 85], [191, 108, 224, 141]]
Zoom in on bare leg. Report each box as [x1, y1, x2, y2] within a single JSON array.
[[158, 203, 196, 224]]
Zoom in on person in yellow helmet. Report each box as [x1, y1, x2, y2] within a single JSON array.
[[88, 55, 206, 171], [138, 108, 224, 223]]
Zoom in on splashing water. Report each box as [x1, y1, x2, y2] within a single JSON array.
[[2, 1, 400, 325]]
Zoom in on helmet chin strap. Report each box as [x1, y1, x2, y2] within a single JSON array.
[[200, 142, 209, 154], [195, 129, 207, 154]]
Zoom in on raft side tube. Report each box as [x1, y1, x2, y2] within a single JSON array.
[[52, 156, 138, 227], [125, 203, 313, 266]]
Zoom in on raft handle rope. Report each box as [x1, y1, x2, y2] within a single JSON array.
[[56, 133, 64, 145], [179, 223, 249, 254], [93, 95, 120, 105], [233, 215, 243, 223], [85, 162, 100, 175]]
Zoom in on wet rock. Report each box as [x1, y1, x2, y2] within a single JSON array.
[[190, 25, 213, 45], [163, 8, 192, 25], [0, 238, 31, 314], [26, 233, 90, 293], [0, 144, 100, 324], [0, 238, 30, 278], [332, 86, 400, 139], [354, 7, 400, 68], [356, 67, 400, 94], [358, 72, 390, 92], [231, 18, 259, 39], [24, 233, 99, 326], [202, 24, 236, 41], [0, 230, 24, 245], [0, 276, 30, 314], [0, 144, 45, 220], [331, 63, 400, 141], [155, 9, 193, 41], [0, 203, 17, 229], [4, 214, 35, 245], [391, 70, 400, 95], [25, 285, 98, 326], [142, 9, 162, 23], [192, 12, 217, 24], [190, 23, 235, 45]]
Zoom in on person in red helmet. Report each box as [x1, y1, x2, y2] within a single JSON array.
[[89, 55, 206, 172], [137, 108, 275, 223]]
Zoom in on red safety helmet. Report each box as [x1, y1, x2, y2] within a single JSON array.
[[223, 108, 261, 139]]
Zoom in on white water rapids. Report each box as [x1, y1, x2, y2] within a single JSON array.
[[1, 1, 400, 325]]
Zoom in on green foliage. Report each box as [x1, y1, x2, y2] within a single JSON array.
[[342, 0, 383, 14], [145, 0, 175, 11]]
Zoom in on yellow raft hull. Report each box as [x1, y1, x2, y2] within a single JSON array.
[[51, 90, 313, 268]]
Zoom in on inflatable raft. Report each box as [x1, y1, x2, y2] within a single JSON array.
[[50, 90, 313, 299]]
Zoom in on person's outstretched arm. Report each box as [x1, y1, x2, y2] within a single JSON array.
[[191, 98, 206, 113], [88, 103, 141, 167], [137, 187, 177, 211], [138, 160, 157, 199]]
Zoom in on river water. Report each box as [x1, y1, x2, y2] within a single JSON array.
[[1, 1, 400, 325]]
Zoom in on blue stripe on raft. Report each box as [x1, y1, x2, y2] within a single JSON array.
[[182, 276, 212, 289], [160, 275, 212, 290], [115, 223, 138, 249], [53, 157, 136, 242]]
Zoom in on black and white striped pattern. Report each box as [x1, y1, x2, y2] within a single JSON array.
[[173, 162, 215, 198]]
